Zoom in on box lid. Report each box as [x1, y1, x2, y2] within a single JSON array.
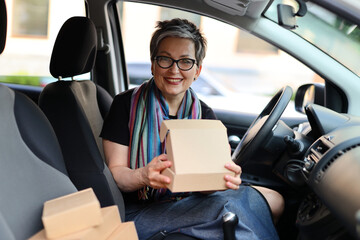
[[42, 188, 100, 217], [42, 188, 102, 239], [160, 119, 232, 174]]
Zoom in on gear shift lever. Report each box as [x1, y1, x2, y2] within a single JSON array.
[[222, 212, 238, 240]]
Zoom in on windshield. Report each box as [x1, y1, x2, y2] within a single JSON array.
[[265, 0, 360, 77]]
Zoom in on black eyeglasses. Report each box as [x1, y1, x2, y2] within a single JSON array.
[[155, 56, 197, 71]]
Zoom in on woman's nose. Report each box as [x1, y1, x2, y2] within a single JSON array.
[[168, 62, 180, 73]]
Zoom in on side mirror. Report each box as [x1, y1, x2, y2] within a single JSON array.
[[295, 83, 325, 113]]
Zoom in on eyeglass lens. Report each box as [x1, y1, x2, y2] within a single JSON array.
[[156, 56, 195, 71]]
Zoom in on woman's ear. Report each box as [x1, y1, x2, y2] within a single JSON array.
[[194, 65, 202, 80]]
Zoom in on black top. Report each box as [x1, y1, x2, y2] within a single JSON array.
[[100, 88, 217, 145], [100, 88, 217, 204]]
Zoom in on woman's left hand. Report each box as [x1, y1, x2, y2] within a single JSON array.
[[224, 161, 242, 190]]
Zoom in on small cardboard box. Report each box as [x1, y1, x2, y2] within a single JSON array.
[[107, 222, 138, 240], [160, 119, 234, 192], [42, 188, 102, 239], [30, 206, 122, 240]]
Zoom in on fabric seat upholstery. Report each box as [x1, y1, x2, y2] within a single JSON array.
[[0, 84, 78, 240], [0, 3, 78, 239], [38, 16, 125, 220]]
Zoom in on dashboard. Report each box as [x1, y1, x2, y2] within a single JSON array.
[[284, 104, 360, 238]]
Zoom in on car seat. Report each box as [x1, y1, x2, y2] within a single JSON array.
[[38, 17, 125, 220], [0, 3, 79, 239], [0, 83, 79, 240]]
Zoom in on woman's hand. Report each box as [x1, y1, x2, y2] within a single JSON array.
[[224, 161, 242, 190], [141, 154, 172, 189], [103, 140, 172, 192]]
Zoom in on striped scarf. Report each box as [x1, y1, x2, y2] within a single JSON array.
[[128, 78, 201, 200]]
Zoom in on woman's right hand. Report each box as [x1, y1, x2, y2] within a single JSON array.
[[103, 139, 172, 191], [140, 154, 172, 189]]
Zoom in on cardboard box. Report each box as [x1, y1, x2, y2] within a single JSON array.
[[160, 119, 234, 192], [42, 188, 102, 239], [107, 222, 138, 240], [30, 206, 121, 240]]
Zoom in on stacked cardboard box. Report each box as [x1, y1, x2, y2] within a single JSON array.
[[29, 188, 138, 240]]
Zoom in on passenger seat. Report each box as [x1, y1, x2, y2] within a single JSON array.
[[0, 1, 78, 239], [0, 84, 79, 240], [38, 17, 125, 220]]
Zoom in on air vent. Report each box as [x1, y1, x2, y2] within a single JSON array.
[[313, 143, 360, 183], [322, 143, 360, 173], [315, 141, 329, 155], [302, 138, 331, 179], [307, 139, 330, 164]]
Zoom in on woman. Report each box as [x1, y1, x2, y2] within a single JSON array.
[[101, 18, 283, 240]]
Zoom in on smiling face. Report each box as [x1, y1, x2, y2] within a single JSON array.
[[151, 37, 202, 103]]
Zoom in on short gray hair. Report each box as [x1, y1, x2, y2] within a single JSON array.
[[150, 18, 207, 66]]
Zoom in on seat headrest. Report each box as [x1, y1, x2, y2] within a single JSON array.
[[0, 0, 7, 54], [50, 17, 97, 79]]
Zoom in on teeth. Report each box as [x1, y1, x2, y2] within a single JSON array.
[[167, 78, 182, 82]]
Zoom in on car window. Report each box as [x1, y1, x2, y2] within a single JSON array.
[[118, 1, 324, 117], [265, 0, 360, 77], [0, 0, 87, 87]]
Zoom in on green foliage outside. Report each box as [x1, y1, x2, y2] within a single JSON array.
[[0, 75, 42, 86]]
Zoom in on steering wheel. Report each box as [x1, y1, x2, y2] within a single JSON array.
[[232, 86, 293, 166]]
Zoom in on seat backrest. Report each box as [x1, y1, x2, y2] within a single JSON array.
[[0, 84, 78, 240], [38, 16, 125, 220]]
